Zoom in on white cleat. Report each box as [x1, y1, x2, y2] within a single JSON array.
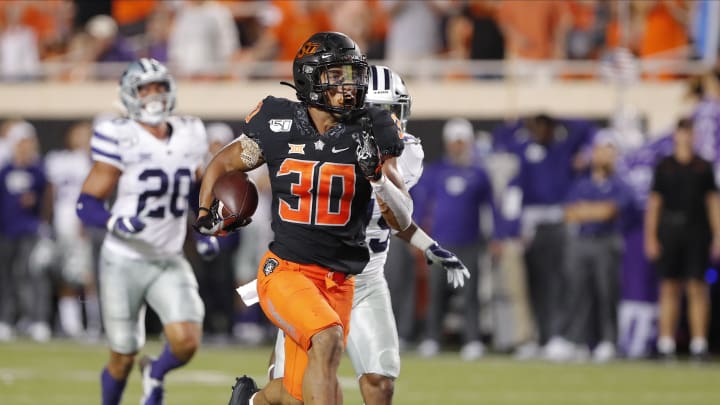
[[417, 339, 440, 358], [592, 342, 616, 363], [139, 356, 164, 405], [460, 341, 485, 361]]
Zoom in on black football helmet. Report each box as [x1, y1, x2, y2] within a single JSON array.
[[292, 32, 369, 118]]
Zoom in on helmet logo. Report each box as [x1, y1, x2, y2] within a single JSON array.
[[297, 41, 321, 58]]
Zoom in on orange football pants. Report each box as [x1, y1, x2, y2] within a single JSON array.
[[256, 250, 354, 401]]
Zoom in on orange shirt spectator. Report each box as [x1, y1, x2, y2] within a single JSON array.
[[267, 0, 332, 61], [497, 0, 570, 59], [639, 0, 688, 58], [112, 0, 157, 27]]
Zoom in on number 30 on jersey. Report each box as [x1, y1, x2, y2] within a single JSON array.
[[277, 158, 356, 226]]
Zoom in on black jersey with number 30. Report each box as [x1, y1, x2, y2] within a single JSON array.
[[241, 96, 404, 274]]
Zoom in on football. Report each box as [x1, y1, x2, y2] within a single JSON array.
[[212, 170, 259, 226]]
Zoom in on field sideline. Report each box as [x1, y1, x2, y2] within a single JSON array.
[[1, 340, 720, 405]]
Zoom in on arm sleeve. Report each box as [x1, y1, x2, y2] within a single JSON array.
[[90, 121, 124, 170], [703, 161, 718, 192], [650, 160, 664, 194]]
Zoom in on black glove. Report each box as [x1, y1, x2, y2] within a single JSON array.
[[193, 200, 224, 236], [193, 199, 251, 236], [355, 129, 382, 181]]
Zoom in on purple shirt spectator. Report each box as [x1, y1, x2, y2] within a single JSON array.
[[565, 174, 633, 236], [493, 118, 596, 206], [412, 159, 494, 246], [0, 162, 45, 237]]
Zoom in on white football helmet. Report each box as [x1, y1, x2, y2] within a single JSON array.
[[366, 65, 412, 132], [119, 58, 176, 126]]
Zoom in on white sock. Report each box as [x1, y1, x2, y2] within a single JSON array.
[[690, 337, 708, 354], [657, 336, 676, 354], [249, 392, 257, 405], [59, 297, 83, 337]]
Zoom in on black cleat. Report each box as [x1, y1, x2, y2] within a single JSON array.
[[228, 375, 259, 405]]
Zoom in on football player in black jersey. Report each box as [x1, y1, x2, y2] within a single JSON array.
[[195, 32, 413, 405]]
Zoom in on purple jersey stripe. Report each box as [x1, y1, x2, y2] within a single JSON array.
[[93, 131, 119, 144], [92, 146, 121, 161]]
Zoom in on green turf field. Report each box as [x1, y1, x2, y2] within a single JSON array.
[[1, 339, 720, 405]]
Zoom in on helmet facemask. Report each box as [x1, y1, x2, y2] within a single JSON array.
[[310, 63, 369, 119], [119, 58, 176, 126]]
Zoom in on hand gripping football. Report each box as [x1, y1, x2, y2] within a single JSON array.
[[212, 170, 259, 230]]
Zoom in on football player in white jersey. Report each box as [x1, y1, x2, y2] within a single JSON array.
[[45, 121, 102, 339], [238, 66, 470, 405], [76, 58, 217, 405]]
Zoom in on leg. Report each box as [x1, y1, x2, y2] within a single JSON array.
[[359, 374, 395, 405], [498, 240, 535, 347], [593, 237, 622, 344], [384, 237, 416, 343], [252, 331, 302, 405], [102, 350, 136, 405], [456, 243, 481, 345], [303, 326, 345, 405], [657, 279, 682, 354], [561, 240, 592, 346], [98, 248, 153, 405], [421, 255, 447, 353], [686, 279, 709, 353], [143, 256, 204, 381], [346, 276, 400, 404], [256, 252, 354, 405]]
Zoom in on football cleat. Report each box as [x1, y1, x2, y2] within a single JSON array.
[[139, 356, 164, 405], [228, 375, 259, 405]]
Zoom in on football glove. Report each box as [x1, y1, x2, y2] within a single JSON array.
[[193, 199, 250, 237], [355, 128, 382, 182], [425, 243, 471, 289], [195, 235, 220, 261], [107, 215, 146, 239]]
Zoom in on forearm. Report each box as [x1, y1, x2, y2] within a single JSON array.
[[706, 192, 720, 237], [199, 135, 263, 212], [644, 193, 662, 238], [573, 201, 618, 222]]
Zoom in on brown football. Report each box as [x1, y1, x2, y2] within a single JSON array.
[[212, 170, 259, 223]]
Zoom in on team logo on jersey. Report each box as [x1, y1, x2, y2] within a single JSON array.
[[525, 143, 547, 163], [263, 258, 279, 276], [288, 143, 305, 154], [314, 140, 325, 151], [269, 119, 293, 132]]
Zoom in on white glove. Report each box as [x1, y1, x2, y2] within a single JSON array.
[[424, 243, 471, 289]]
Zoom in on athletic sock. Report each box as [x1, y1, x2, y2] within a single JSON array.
[[150, 344, 187, 380], [101, 367, 126, 405]]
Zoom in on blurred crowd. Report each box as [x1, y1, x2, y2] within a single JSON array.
[[2, 64, 719, 366], [0, 0, 715, 81]]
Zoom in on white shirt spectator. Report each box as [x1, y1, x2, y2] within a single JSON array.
[[168, 0, 240, 77], [0, 25, 40, 81]]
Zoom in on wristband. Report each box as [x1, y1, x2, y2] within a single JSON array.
[[409, 228, 436, 251]]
